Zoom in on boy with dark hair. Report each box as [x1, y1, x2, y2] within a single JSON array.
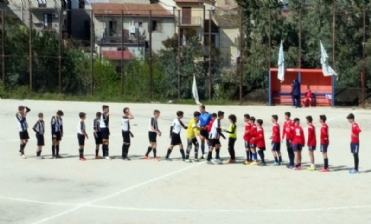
[[145, 110, 161, 161], [93, 112, 103, 159], [223, 114, 237, 163], [51, 110, 64, 159], [270, 115, 282, 165], [165, 111, 187, 161], [32, 113, 45, 159], [319, 115, 330, 172], [199, 105, 211, 157], [121, 107, 134, 160], [255, 119, 266, 166], [282, 112, 294, 168], [248, 117, 259, 165], [291, 118, 305, 170], [100, 105, 110, 160], [185, 111, 201, 163], [204, 113, 217, 160], [347, 113, 362, 174], [16, 106, 31, 159], [207, 111, 225, 165], [77, 112, 88, 161], [306, 116, 317, 171], [243, 114, 251, 165]]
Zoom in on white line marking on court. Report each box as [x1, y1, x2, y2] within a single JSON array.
[[31, 161, 207, 224], [0, 196, 79, 206]]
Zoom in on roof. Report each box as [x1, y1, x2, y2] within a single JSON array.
[[91, 3, 173, 17], [101, 50, 133, 61]]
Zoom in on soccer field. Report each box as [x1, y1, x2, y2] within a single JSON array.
[[1, 99, 371, 224]]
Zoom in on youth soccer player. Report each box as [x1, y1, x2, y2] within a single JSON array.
[[248, 117, 259, 165], [100, 105, 111, 160], [185, 111, 201, 163], [204, 113, 217, 160], [282, 112, 294, 168], [51, 110, 64, 159], [199, 105, 211, 157], [302, 86, 312, 107], [93, 112, 103, 159], [291, 118, 305, 170], [270, 115, 282, 165], [243, 114, 251, 165], [121, 107, 134, 160], [347, 113, 362, 174], [319, 115, 330, 172], [32, 113, 45, 159], [165, 111, 187, 161], [145, 110, 161, 161], [16, 106, 31, 159], [254, 119, 266, 166], [77, 112, 89, 161], [222, 114, 237, 163], [206, 111, 225, 165], [306, 116, 317, 171]]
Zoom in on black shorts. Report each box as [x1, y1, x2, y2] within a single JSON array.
[[200, 129, 209, 139], [36, 133, 44, 146], [95, 132, 102, 145], [101, 128, 109, 141], [211, 139, 221, 147], [122, 131, 131, 144], [19, 130, 29, 140], [52, 132, 62, 141], [292, 144, 303, 151], [320, 144, 329, 153], [351, 143, 359, 154], [148, 131, 157, 143], [271, 142, 281, 151], [258, 147, 266, 151], [171, 133, 182, 146], [78, 133, 85, 146]]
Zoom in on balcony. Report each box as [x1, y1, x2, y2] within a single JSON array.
[[178, 16, 202, 27]]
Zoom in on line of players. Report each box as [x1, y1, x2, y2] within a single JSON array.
[[15, 105, 362, 174]]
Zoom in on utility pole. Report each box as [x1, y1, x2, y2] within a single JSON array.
[[2, 10, 5, 85], [298, 7, 302, 68], [58, 8, 62, 93], [149, 10, 153, 100], [177, 10, 181, 99], [208, 9, 212, 99], [121, 10, 124, 95], [362, 9, 366, 108], [239, 8, 243, 103], [29, 14, 32, 90], [90, 10, 94, 95]]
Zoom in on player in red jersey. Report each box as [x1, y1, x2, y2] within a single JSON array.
[[301, 85, 313, 107], [248, 117, 259, 165], [254, 119, 266, 166], [203, 113, 217, 159], [306, 116, 317, 171], [291, 118, 305, 170], [319, 115, 329, 172], [282, 112, 294, 168], [270, 115, 282, 165], [347, 113, 362, 174], [243, 114, 251, 164]]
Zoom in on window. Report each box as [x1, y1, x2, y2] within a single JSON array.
[[151, 20, 157, 32], [43, 13, 52, 29], [78, 0, 85, 9], [109, 21, 117, 36], [38, 0, 47, 7], [138, 22, 143, 27]]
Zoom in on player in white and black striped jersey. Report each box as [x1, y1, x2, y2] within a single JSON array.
[[16, 105, 31, 159], [165, 111, 187, 161], [121, 107, 134, 160], [100, 105, 111, 160], [32, 113, 45, 159], [207, 111, 226, 165], [51, 110, 64, 159], [144, 110, 161, 161], [93, 112, 103, 159], [77, 112, 88, 161]]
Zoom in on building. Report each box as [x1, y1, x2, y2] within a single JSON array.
[[91, 2, 175, 58]]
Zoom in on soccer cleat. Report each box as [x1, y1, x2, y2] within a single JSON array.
[[258, 162, 266, 166], [206, 160, 214, 165], [36, 156, 44, 160], [227, 159, 236, 164], [193, 159, 200, 162], [165, 158, 172, 161], [250, 161, 259, 165], [79, 157, 86, 161], [319, 168, 329, 172], [243, 160, 250, 165], [56, 155, 63, 159], [307, 167, 316, 171], [272, 162, 279, 166], [104, 156, 111, 160], [95, 155, 103, 159], [144, 155, 150, 160], [200, 156, 205, 160], [349, 169, 359, 174], [185, 159, 192, 163], [51, 156, 56, 159], [154, 157, 160, 162], [21, 154, 27, 159], [293, 166, 301, 170]]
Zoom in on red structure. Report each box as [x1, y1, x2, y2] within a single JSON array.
[[268, 68, 335, 106]]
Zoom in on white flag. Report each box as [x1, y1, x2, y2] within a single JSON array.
[[320, 41, 338, 77], [192, 74, 201, 105], [277, 40, 285, 82]]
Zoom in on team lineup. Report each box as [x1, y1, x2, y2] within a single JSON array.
[[15, 104, 362, 174]]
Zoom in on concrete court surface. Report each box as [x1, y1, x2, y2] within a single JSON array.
[[0, 99, 371, 224]]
